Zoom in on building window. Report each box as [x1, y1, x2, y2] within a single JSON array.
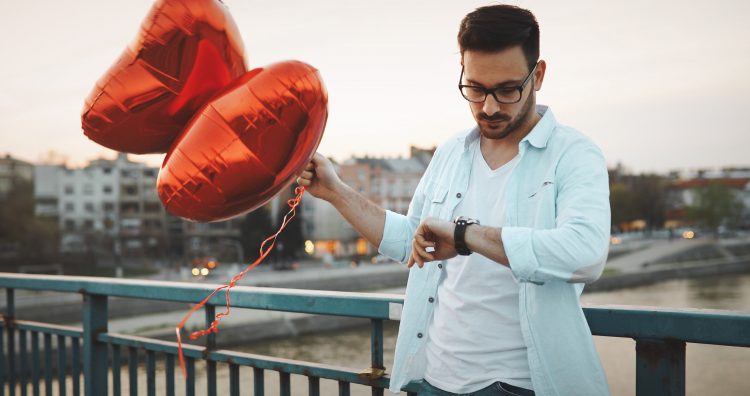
[[64, 219, 75, 231], [64, 203, 74, 212], [120, 202, 139, 214], [83, 184, 94, 195], [143, 169, 156, 178], [103, 202, 115, 212], [83, 220, 94, 230], [84, 203, 95, 213], [144, 202, 162, 213], [103, 185, 113, 194], [102, 168, 112, 174], [64, 185, 74, 195]]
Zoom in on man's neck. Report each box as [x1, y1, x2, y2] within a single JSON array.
[[480, 110, 541, 169]]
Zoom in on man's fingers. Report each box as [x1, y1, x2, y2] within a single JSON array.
[[414, 225, 435, 251], [299, 170, 314, 180], [312, 152, 325, 164], [305, 162, 315, 171], [412, 239, 434, 264]]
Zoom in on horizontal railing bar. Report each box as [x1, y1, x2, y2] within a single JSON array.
[[3, 274, 750, 345], [0, 273, 402, 320], [7, 320, 82, 338], [584, 305, 750, 347], [99, 332, 393, 388]]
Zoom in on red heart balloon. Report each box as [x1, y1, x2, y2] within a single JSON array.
[[157, 61, 328, 222], [81, 0, 247, 154]]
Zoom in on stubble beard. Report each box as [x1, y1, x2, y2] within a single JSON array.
[[477, 91, 535, 141]]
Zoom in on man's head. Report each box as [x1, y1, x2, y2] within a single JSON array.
[[458, 5, 546, 141]]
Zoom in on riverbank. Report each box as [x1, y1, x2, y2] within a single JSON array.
[[110, 254, 750, 348]]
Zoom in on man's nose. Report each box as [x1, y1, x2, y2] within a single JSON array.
[[482, 94, 501, 115]]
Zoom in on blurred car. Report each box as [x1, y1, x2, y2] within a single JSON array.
[[191, 256, 219, 277]]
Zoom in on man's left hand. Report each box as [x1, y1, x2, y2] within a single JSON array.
[[407, 217, 457, 268]]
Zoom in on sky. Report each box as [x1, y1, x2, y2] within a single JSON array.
[[1, 0, 749, 173]]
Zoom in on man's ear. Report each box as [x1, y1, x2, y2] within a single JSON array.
[[534, 60, 547, 91]]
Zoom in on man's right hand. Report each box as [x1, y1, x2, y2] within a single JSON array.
[[296, 152, 343, 203]]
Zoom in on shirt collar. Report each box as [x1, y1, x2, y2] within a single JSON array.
[[463, 105, 556, 151]]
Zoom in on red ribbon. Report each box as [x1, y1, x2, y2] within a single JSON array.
[[175, 186, 306, 378]]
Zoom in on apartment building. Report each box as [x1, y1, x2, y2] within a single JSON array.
[[33, 154, 247, 263], [303, 146, 435, 258]]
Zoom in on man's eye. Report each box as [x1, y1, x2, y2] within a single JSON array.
[[468, 87, 485, 94], [495, 88, 518, 95]]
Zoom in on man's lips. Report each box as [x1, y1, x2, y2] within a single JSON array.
[[482, 118, 508, 127]]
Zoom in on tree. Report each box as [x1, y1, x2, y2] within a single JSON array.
[[239, 206, 273, 262], [275, 184, 305, 261], [687, 182, 744, 233], [0, 181, 59, 268], [610, 183, 637, 228], [630, 174, 668, 230]]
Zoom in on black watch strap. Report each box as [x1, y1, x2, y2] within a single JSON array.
[[454, 218, 472, 256]]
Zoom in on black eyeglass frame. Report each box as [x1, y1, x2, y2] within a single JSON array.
[[458, 62, 539, 104]]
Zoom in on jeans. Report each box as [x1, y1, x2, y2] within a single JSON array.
[[418, 379, 535, 396]]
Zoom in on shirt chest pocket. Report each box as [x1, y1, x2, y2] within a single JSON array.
[[423, 182, 449, 219], [518, 180, 556, 228]]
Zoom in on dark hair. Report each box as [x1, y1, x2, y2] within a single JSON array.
[[458, 5, 540, 70]]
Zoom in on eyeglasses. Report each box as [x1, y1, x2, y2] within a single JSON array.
[[458, 62, 539, 104]]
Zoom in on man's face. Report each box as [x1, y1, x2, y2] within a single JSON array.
[[461, 47, 544, 140]]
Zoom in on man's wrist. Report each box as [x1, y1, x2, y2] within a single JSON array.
[[465, 225, 509, 266], [327, 180, 350, 207]]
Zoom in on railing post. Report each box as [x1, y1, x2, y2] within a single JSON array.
[[370, 319, 385, 396], [635, 338, 686, 396], [82, 293, 108, 396], [6, 289, 15, 396], [205, 304, 217, 396]]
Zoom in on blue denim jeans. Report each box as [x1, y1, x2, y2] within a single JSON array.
[[418, 380, 535, 396]]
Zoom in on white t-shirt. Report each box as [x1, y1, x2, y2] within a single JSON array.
[[423, 139, 532, 393]]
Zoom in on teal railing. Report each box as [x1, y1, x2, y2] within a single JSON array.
[[0, 273, 749, 396]]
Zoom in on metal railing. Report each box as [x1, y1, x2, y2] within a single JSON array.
[[0, 273, 749, 396]]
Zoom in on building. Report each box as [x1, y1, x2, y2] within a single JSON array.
[[666, 168, 750, 229], [0, 154, 33, 198], [302, 146, 435, 259], [33, 154, 248, 265]]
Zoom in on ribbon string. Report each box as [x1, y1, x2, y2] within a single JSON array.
[[175, 186, 306, 378]]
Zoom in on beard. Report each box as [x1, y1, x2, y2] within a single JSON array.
[[476, 90, 535, 140]]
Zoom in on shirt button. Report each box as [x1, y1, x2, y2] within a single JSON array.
[[456, 193, 462, 198], [417, 333, 423, 338], [428, 297, 434, 303], [438, 263, 443, 269]]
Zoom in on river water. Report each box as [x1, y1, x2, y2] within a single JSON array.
[[113, 273, 750, 395]]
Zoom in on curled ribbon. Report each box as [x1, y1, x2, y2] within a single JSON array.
[[175, 186, 306, 378]]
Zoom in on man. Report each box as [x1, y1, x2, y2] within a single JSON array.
[[297, 5, 611, 396]]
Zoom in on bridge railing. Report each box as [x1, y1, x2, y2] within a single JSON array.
[[0, 273, 749, 396]]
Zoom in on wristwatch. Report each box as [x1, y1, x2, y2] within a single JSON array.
[[453, 216, 480, 256]]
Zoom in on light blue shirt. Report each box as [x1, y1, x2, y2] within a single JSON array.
[[380, 106, 612, 395]]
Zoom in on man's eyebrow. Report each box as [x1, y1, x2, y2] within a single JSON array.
[[464, 78, 523, 87]]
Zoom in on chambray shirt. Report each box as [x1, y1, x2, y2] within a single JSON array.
[[379, 106, 612, 395]]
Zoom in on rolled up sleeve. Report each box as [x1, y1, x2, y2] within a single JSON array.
[[377, 171, 430, 264], [378, 209, 416, 263], [503, 141, 611, 285]]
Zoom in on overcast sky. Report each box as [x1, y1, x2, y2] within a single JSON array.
[[1, 0, 749, 173]]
